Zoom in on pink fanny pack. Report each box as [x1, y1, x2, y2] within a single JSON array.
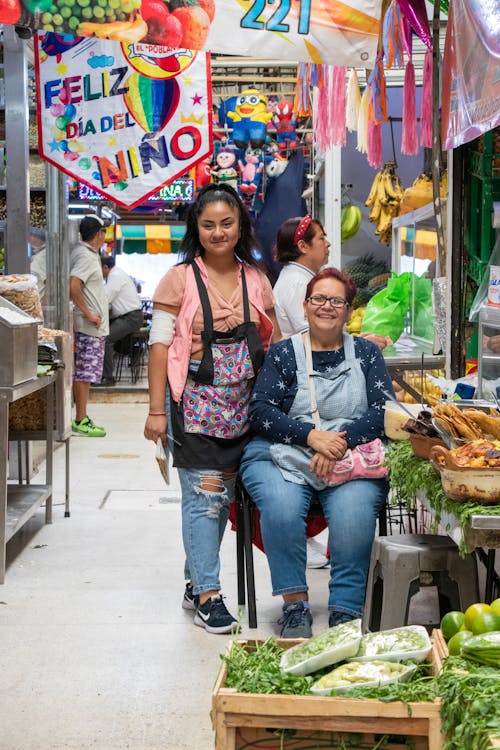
[[325, 439, 387, 485]]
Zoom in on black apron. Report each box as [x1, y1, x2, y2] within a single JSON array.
[[171, 262, 265, 469]]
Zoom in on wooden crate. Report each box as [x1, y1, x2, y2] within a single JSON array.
[[212, 637, 444, 750]]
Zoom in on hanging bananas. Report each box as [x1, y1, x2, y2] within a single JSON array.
[[341, 204, 363, 242], [365, 161, 404, 246]]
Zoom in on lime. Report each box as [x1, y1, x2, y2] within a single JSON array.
[[489, 599, 500, 617], [469, 612, 500, 635], [440, 611, 465, 641], [464, 603, 491, 631], [447, 629, 473, 656]]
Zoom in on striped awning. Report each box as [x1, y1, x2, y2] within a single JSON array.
[[119, 224, 186, 255]]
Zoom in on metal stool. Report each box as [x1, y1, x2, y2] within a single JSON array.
[[363, 534, 479, 632]]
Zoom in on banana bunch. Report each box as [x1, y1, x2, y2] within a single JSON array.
[[365, 161, 404, 246], [341, 204, 362, 242], [346, 306, 366, 334]]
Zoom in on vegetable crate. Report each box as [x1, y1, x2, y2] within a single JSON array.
[[212, 637, 444, 750]]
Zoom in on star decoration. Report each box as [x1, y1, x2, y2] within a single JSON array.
[[49, 139, 61, 152], [183, 75, 193, 86], [191, 93, 203, 105], [108, 136, 117, 147], [56, 62, 68, 75]]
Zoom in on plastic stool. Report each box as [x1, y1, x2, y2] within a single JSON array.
[[364, 534, 479, 631]]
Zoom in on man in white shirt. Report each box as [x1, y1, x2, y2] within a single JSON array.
[[97, 256, 144, 386]]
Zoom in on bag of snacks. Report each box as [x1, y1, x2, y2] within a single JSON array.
[[0, 273, 43, 322]]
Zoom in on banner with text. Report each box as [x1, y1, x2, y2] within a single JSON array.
[[35, 33, 212, 208], [6, 0, 382, 67]]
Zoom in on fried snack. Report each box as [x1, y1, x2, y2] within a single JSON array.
[[450, 439, 499, 467], [432, 404, 483, 440], [462, 409, 500, 440]]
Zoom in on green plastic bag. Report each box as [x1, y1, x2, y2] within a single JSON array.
[[361, 272, 411, 342], [412, 275, 435, 340]]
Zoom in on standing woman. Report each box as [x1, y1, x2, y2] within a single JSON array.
[[144, 184, 279, 634], [273, 215, 330, 338]]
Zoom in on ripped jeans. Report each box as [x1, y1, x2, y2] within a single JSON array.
[[178, 467, 236, 597]]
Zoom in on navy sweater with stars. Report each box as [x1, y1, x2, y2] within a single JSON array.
[[248, 336, 395, 449]]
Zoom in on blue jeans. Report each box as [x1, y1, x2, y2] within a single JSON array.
[[178, 468, 236, 597], [240, 439, 387, 618]]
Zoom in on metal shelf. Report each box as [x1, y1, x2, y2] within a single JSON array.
[[6, 484, 52, 542]]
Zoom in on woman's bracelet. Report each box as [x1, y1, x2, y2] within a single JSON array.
[[148, 412, 166, 416]]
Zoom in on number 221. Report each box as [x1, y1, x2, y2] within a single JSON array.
[[241, 0, 311, 35]]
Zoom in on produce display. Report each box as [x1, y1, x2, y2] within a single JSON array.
[[392, 370, 444, 405], [340, 203, 362, 243], [351, 625, 431, 663], [343, 253, 390, 335], [365, 161, 404, 245], [280, 618, 362, 676], [310, 659, 416, 695]]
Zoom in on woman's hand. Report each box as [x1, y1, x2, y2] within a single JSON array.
[[307, 429, 347, 460], [309, 452, 336, 479], [144, 414, 167, 443]]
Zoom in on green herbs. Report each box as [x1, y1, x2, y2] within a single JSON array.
[[385, 441, 500, 554], [437, 656, 500, 749], [222, 638, 313, 695]]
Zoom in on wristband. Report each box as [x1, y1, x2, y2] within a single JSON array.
[[149, 412, 166, 416]]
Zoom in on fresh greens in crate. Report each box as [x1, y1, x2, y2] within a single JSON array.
[[311, 659, 417, 695], [350, 625, 432, 663], [280, 619, 362, 676]]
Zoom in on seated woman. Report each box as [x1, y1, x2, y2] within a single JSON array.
[[240, 267, 395, 638]]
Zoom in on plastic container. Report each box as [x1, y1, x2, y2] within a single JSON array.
[[349, 625, 432, 664], [310, 660, 417, 696], [487, 265, 500, 307], [280, 619, 362, 677]]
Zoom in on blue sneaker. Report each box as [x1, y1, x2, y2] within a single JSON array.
[[278, 601, 313, 638], [182, 581, 198, 611], [194, 595, 238, 634]]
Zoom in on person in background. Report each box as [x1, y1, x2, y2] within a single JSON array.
[[240, 268, 393, 638], [272, 215, 391, 568], [96, 255, 144, 387], [69, 215, 109, 437], [143, 183, 280, 634], [30, 227, 47, 305]]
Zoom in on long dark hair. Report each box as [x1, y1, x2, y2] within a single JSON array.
[[179, 183, 257, 266], [305, 267, 357, 305], [275, 217, 324, 264]]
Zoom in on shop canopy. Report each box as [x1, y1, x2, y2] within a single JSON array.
[[118, 224, 186, 255]]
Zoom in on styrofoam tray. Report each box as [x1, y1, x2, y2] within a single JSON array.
[[280, 619, 362, 677], [310, 659, 417, 696], [349, 625, 432, 664]]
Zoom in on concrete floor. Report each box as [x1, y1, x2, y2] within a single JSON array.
[[2, 395, 489, 749], [1, 401, 335, 750]]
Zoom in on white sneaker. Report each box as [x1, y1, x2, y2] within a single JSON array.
[[306, 537, 329, 568]]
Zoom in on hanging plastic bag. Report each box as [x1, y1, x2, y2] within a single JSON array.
[[412, 274, 434, 340], [361, 272, 411, 343], [469, 236, 500, 322]]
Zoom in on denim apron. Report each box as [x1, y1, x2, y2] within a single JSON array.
[[270, 331, 368, 489], [171, 262, 265, 469]]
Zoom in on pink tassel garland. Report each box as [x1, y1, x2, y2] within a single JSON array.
[[314, 68, 330, 152], [401, 60, 418, 154], [420, 47, 433, 148], [367, 119, 383, 168], [330, 66, 346, 147]]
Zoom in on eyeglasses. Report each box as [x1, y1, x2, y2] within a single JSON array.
[[307, 295, 349, 308]]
